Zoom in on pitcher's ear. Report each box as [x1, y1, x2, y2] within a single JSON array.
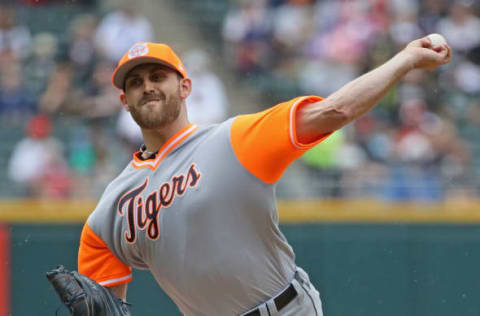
[[179, 78, 192, 99], [120, 93, 129, 111]]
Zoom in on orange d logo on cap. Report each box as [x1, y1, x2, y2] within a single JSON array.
[[112, 42, 187, 90]]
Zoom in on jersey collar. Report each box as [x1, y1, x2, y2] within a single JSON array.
[[131, 123, 198, 170]]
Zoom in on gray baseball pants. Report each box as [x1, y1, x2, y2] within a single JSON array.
[[240, 267, 324, 316]]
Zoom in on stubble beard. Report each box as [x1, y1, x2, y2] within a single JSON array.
[[128, 88, 182, 130]]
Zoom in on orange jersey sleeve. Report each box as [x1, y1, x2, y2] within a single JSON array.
[[78, 222, 132, 287], [231, 96, 332, 184]]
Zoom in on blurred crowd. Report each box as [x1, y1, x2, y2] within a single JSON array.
[[222, 0, 480, 200], [0, 2, 228, 199], [2, 0, 480, 202]]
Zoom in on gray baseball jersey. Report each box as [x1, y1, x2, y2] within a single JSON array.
[[78, 96, 330, 315]]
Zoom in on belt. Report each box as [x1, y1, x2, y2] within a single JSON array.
[[243, 284, 297, 316]]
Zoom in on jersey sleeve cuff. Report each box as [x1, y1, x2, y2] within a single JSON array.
[[98, 273, 133, 287], [289, 96, 333, 150]]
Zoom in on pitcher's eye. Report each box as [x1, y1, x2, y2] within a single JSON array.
[[151, 73, 165, 82], [127, 78, 142, 88]]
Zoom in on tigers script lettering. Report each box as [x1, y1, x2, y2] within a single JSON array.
[[117, 164, 201, 243]]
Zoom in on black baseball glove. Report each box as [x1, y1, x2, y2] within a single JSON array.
[[46, 265, 131, 316]]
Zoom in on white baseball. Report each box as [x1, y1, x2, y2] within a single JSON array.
[[427, 33, 447, 47]]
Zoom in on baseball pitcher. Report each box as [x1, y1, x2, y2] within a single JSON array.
[[47, 37, 450, 315]]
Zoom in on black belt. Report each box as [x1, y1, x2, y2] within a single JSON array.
[[244, 284, 297, 316]]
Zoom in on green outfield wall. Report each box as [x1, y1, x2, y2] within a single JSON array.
[[1, 200, 480, 315]]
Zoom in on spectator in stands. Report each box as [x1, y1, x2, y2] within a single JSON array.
[[7, 114, 71, 199], [80, 60, 121, 120], [271, 0, 315, 62], [397, 68, 428, 103], [385, 98, 470, 200], [452, 57, 480, 95], [77, 61, 125, 189], [183, 49, 228, 125], [300, 0, 380, 96], [389, 0, 423, 47], [0, 61, 35, 124], [94, 1, 154, 63], [222, 0, 273, 74], [418, 0, 449, 34], [378, 98, 440, 200], [38, 63, 79, 115], [67, 14, 99, 87], [0, 6, 31, 61], [23, 32, 58, 101], [394, 99, 437, 165], [436, 0, 480, 54], [334, 126, 370, 198]]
